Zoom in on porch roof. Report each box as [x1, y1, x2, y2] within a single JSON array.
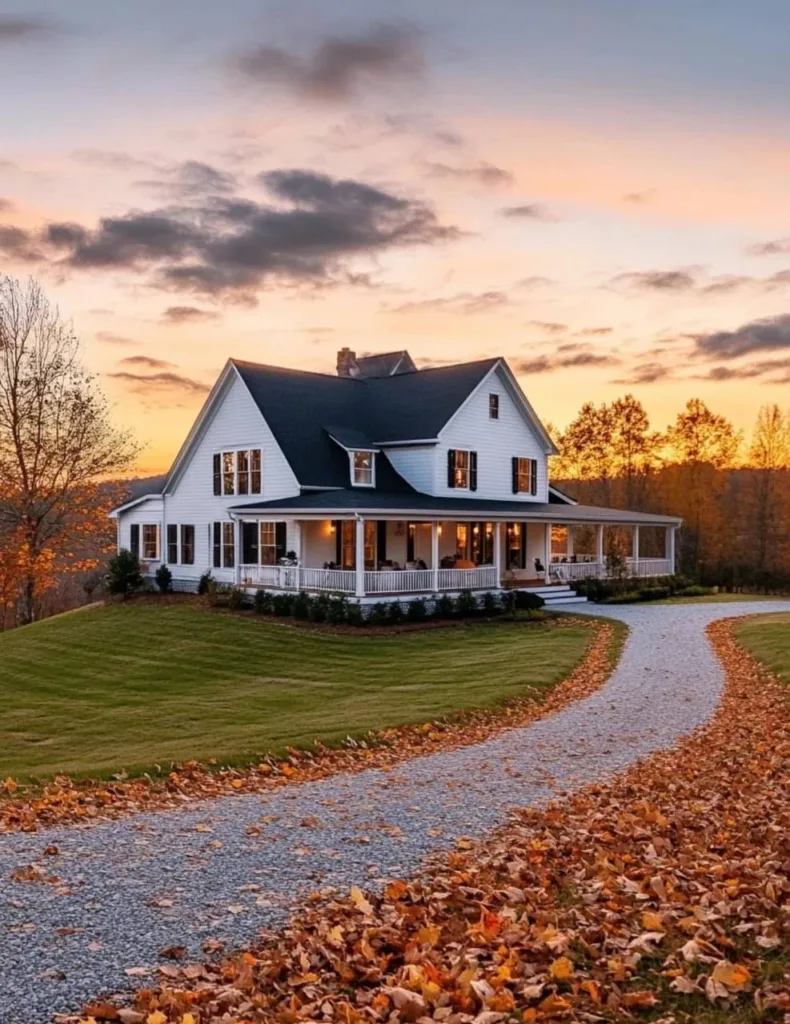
[[230, 489, 682, 526]]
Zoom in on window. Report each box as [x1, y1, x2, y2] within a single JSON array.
[[512, 457, 538, 496], [167, 524, 178, 564], [506, 522, 526, 569], [447, 449, 477, 490], [336, 521, 375, 568], [489, 394, 499, 419], [351, 450, 375, 487], [214, 449, 262, 495], [260, 522, 277, 565], [212, 522, 235, 568], [456, 522, 494, 564], [181, 525, 195, 565], [142, 524, 159, 561]]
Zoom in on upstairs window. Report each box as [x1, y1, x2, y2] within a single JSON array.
[[447, 449, 478, 491], [351, 450, 375, 487], [489, 394, 499, 419], [213, 449, 262, 496], [512, 456, 538, 496]]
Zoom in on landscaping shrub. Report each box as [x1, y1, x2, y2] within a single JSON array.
[[154, 564, 173, 594], [386, 600, 404, 624], [307, 594, 329, 623], [106, 549, 144, 599], [197, 571, 213, 596], [481, 591, 501, 617], [639, 586, 671, 600], [326, 596, 348, 624], [253, 589, 273, 614], [227, 586, 246, 611], [272, 593, 294, 616], [500, 590, 517, 616], [292, 591, 311, 620], [407, 598, 427, 622], [677, 584, 714, 598], [514, 590, 545, 612], [367, 602, 388, 626], [434, 593, 456, 619], [456, 589, 478, 617], [345, 603, 364, 627]]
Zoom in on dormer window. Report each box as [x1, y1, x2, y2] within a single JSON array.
[[351, 450, 375, 487]]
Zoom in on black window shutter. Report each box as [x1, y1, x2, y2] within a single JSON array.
[[406, 522, 415, 562], [520, 523, 527, 568], [212, 522, 221, 568], [167, 523, 178, 563], [376, 520, 386, 564], [512, 456, 519, 494], [130, 524, 139, 558], [213, 453, 221, 495], [334, 521, 342, 565], [447, 449, 456, 488], [530, 459, 538, 495], [242, 522, 259, 564], [275, 522, 287, 561], [469, 451, 478, 491]]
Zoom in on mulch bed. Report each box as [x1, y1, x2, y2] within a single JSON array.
[[68, 617, 790, 1024], [1, 618, 614, 835]]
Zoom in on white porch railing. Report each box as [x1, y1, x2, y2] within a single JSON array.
[[364, 569, 434, 594], [549, 557, 673, 580], [239, 565, 355, 593], [299, 567, 356, 593], [626, 558, 673, 577], [438, 565, 498, 591]]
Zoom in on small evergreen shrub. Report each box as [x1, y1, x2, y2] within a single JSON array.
[[345, 603, 364, 627], [307, 594, 329, 622], [482, 591, 501, 617], [228, 586, 246, 610], [326, 596, 348, 624], [368, 601, 388, 626], [387, 600, 404, 624], [154, 564, 173, 594], [435, 593, 456, 618], [197, 571, 213, 595], [272, 593, 294, 616], [514, 590, 545, 611], [456, 589, 478, 617], [500, 589, 517, 615], [292, 591, 311, 620], [406, 598, 427, 622], [253, 589, 273, 614], [106, 549, 144, 599], [677, 584, 714, 598]]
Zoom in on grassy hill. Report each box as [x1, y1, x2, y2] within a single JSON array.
[[0, 603, 594, 780]]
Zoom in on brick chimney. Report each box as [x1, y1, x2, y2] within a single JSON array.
[[336, 347, 357, 378]]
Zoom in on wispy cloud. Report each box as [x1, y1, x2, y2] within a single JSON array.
[[392, 289, 509, 315], [612, 362, 673, 384], [528, 320, 567, 334], [107, 370, 210, 397], [162, 305, 221, 325], [95, 331, 139, 347], [117, 355, 175, 370], [694, 312, 790, 360], [424, 161, 513, 187], [513, 351, 620, 374], [0, 16, 59, 43], [500, 203, 559, 222]]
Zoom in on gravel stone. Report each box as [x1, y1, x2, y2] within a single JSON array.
[[1, 601, 787, 1023]]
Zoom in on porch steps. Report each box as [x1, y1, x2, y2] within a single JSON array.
[[518, 584, 587, 607]]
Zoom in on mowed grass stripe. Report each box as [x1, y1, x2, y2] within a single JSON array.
[[736, 612, 790, 684], [0, 604, 593, 780]]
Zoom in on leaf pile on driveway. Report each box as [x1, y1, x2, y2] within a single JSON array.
[[69, 618, 790, 1024], [2, 619, 614, 834]]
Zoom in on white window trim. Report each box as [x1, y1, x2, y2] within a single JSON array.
[[349, 449, 376, 488], [451, 448, 471, 490], [141, 523, 160, 561], [215, 448, 262, 497], [179, 524, 195, 566], [489, 393, 499, 419]]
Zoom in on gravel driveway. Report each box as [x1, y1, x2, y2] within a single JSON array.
[[2, 601, 787, 1024]]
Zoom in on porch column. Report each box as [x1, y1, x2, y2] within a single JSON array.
[[666, 525, 676, 574], [355, 516, 365, 597], [544, 522, 552, 581], [234, 518, 242, 585], [431, 521, 439, 592], [566, 525, 574, 559], [596, 524, 604, 566], [632, 525, 640, 576], [493, 522, 502, 586], [295, 521, 303, 589]]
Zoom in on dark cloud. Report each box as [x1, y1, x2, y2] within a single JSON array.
[[107, 370, 210, 397], [137, 160, 238, 199], [500, 203, 558, 222], [0, 225, 41, 261], [612, 269, 698, 292], [0, 16, 57, 42], [623, 189, 657, 205], [392, 290, 509, 315], [693, 358, 790, 382], [578, 326, 613, 336], [513, 352, 620, 374], [612, 362, 672, 384], [694, 312, 790, 360], [95, 331, 139, 347], [44, 222, 88, 249], [232, 23, 424, 101], [529, 320, 567, 334], [118, 355, 175, 370], [162, 305, 221, 325], [699, 274, 753, 295], [746, 237, 790, 256], [425, 161, 513, 187]]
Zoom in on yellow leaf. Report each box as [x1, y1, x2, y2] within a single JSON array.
[[350, 885, 373, 915], [147, 1014, 167, 1024], [3, 776, 17, 793], [711, 961, 752, 991], [230, 779, 244, 789], [549, 956, 574, 981], [326, 925, 344, 946], [414, 925, 441, 947], [642, 911, 664, 931], [181, 1016, 196, 1024]]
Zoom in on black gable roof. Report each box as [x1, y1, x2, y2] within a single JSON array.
[[232, 357, 499, 487]]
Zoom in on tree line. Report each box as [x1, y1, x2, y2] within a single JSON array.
[[550, 396, 790, 589]]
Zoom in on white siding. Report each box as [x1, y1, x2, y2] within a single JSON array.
[[434, 366, 549, 502], [118, 370, 300, 585], [383, 446, 435, 493]]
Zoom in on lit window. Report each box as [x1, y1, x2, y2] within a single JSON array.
[[513, 457, 537, 495], [237, 450, 250, 495], [453, 449, 469, 488], [489, 394, 499, 419], [250, 449, 261, 494], [215, 449, 262, 495], [260, 522, 278, 565], [352, 450, 375, 486], [222, 451, 235, 495], [142, 524, 159, 560], [222, 521, 235, 568]]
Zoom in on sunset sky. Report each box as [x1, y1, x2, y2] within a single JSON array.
[[2, 0, 790, 473]]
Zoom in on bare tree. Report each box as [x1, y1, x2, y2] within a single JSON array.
[[0, 277, 140, 624]]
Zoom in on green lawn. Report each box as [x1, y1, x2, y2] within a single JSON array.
[[736, 612, 790, 684], [658, 593, 786, 605], [0, 603, 595, 781]]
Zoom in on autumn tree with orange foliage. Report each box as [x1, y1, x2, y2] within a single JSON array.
[[0, 277, 139, 625]]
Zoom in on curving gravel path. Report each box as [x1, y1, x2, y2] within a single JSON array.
[[2, 600, 787, 1024]]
